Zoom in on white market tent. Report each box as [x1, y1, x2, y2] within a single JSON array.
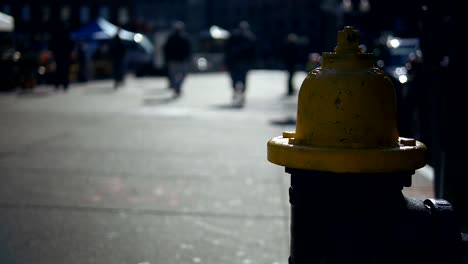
[[0, 12, 14, 32]]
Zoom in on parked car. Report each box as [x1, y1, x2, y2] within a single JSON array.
[[373, 35, 420, 84], [373, 34, 422, 137]]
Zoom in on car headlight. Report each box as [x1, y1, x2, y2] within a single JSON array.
[[395, 67, 407, 76], [398, 75, 408, 84]]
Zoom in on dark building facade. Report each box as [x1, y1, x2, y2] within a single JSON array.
[[1, 0, 132, 34], [0, 0, 134, 58], [1, 0, 421, 67], [129, 0, 421, 66]]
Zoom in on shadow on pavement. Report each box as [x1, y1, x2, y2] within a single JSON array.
[[83, 86, 118, 94], [212, 103, 245, 110], [143, 96, 177, 106], [15, 88, 56, 98], [269, 116, 296, 126]]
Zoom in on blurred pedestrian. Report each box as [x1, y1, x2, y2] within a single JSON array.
[[17, 35, 40, 90], [224, 20, 256, 107], [50, 22, 74, 91], [163, 21, 192, 98], [76, 41, 89, 83], [306, 52, 322, 72], [281, 33, 301, 96], [110, 28, 127, 88]]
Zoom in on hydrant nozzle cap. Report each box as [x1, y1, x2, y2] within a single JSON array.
[[334, 26, 362, 54]]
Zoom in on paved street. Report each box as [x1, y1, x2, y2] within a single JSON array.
[[0, 70, 433, 264]]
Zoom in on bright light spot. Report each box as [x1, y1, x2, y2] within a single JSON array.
[[197, 57, 208, 71], [376, 60, 384, 68], [134, 33, 143, 43], [38, 66, 46, 75], [192, 257, 201, 263], [389, 38, 400, 48], [398, 75, 408, 84], [359, 44, 367, 53], [395, 67, 407, 75], [341, 0, 353, 12], [416, 49, 423, 57], [440, 56, 450, 67], [209, 25, 229, 39], [359, 0, 371, 12], [13, 51, 21, 61]]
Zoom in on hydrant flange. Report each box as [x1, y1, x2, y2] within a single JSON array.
[[267, 135, 426, 173]]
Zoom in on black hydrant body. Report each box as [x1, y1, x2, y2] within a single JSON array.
[[288, 168, 460, 263], [267, 27, 465, 263]]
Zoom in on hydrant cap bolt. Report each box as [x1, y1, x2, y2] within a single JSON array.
[[267, 26, 427, 173], [334, 26, 361, 54]]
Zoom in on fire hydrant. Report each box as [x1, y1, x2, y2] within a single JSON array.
[[267, 26, 464, 263]]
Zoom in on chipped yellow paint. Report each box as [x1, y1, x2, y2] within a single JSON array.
[[267, 26, 426, 173]]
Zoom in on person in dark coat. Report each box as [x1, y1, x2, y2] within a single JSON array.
[[282, 33, 301, 96], [224, 21, 256, 107], [50, 23, 74, 91], [110, 28, 127, 88], [163, 21, 192, 97]]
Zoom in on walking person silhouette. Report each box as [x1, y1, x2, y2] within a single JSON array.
[[224, 21, 256, 107], [110, 28, 127, 88], [50, 23, 74, 91], [282, 33, 302, 96], [163, 21, 192, 98]]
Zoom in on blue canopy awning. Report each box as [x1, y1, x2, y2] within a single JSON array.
[[71, 18, 154, 54]]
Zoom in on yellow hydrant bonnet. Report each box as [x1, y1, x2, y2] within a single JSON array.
[[267, 26, 426, 173]]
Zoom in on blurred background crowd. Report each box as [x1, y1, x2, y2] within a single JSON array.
[[0, 0, 450, 87]]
